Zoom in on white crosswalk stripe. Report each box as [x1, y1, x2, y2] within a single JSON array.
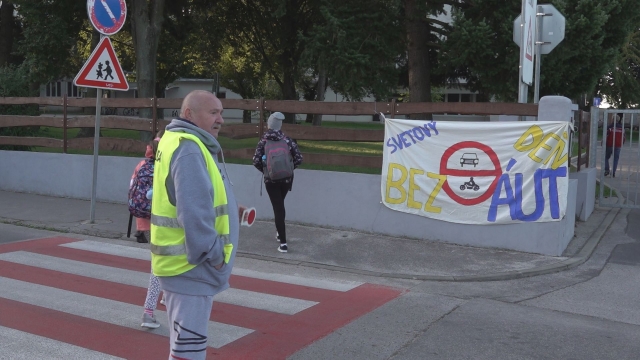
[[62, 240, 364, 291], [61, 241, 152, 260], [0, 325, 124, 360], [0, 276, 252, 349], [0, 238, 380, 359], [0, 251, 318, 315]]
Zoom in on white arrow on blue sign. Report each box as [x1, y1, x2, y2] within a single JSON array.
[[87, 0, 127, 36]]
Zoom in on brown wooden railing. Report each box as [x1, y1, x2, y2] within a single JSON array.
[[576, 110, 591, 171], [0, 96, 540, 168]]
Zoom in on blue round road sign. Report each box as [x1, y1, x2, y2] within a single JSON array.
[[87, 0, 127, 36]]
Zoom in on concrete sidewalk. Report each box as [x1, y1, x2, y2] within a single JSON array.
[[0, 190, 618, 281]]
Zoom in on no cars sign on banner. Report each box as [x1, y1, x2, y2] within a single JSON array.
[[381, 119, 570, 224]]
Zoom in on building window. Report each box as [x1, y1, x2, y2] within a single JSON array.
[[461, 94, 472, 102], [66, 82, 81, 97], [45, 81, 64, 97], [447, 94, 460, 102]]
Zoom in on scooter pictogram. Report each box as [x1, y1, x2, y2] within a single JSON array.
[[460, 177, 480, 191]]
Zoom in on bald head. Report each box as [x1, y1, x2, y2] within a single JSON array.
[[180, 90, 215, 117], [180, 90, 224, 138]]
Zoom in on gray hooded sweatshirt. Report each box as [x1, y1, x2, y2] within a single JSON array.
[[157, 118, 239, 296]]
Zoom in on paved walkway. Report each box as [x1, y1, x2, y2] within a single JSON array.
[[594, 142, 640, 205], [0, 189, 617, 282]]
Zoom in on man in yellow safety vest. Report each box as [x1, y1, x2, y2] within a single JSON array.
[[150, 90, 246, 359]]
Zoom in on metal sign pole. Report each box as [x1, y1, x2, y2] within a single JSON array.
[[534, 7, 543, 104], [517, 0, 528, 121], [81, 0, 128, 223], [89, 88, 102, 223]]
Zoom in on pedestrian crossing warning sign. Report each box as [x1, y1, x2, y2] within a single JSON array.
[[74, 37, 129, 90]]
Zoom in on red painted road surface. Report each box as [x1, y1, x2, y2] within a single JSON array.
[[0, 237, 403, 359]]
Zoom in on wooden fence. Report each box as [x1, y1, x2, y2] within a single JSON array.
[[0, 96, 540, 168], [575, 110, 591, 171]]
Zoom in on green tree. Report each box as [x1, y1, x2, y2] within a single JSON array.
[[598, 28, 640, 108], [302, 0, 403, 100], [0, 1, 20, 66], [441, 0, 640, 104], [217, 43, 273, 122], [219, 0, 320, 123], [155, 0, 214, 94], [13, 0, 86, 86], [299, 0, 404, 124], [402, 0, 457, 119], [130, 0, 165, 141]]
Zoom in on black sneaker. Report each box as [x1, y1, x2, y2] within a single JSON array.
[[135, 231, 148, 243], [604, 171, 610, 177], [613, 173, 616, 178], [278, 244, 288, 253]]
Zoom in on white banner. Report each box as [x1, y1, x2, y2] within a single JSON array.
[[381, 119, 570, 224]]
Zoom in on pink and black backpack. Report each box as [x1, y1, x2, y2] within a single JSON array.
[[128, 159, 154, 219]]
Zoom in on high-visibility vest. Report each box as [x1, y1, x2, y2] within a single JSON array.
[[150, 131, 231, 277]]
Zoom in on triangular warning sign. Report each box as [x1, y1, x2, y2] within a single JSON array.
[[74, 37, 129, 91], [525, 16, 534, 61]]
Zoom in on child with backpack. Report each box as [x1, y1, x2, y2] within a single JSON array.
[[129, 132, 165, 329], [253, 112, 303, 253], [129, 142, 155, 244]]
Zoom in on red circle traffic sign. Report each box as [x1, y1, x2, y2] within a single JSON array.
[[87, 0, 127, 36], [440, 141, 502, 206]]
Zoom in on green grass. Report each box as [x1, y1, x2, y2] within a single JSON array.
[[29, 122, 595, 175], [298, 121, 384, 130], [216, 136, 261, 150], [32, 125, 385, 173], [596, 182, 617, 198], [31, 146, 140, 157], [297, 140, 382, 156], [38, 127, 142, 140]]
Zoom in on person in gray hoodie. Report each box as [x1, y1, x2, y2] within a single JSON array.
[[151, 90, 245, 359]]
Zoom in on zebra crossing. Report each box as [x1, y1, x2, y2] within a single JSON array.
[[0, 236, 402, 359]]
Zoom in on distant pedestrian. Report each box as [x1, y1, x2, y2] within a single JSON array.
[[605, 113, 625, 177], [129, 132, 165, 329], [253, 112, 303, 253], [151, 90, 246, 359]]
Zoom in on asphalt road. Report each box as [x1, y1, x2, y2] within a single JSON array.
[[2, 209, 640, 359]]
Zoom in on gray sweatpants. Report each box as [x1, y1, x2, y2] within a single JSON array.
[[164, 290, 214, 360]]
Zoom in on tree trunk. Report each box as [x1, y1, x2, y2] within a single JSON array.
[[302, 77, 317, 124], [0, 2, 14, 67], [278, 1, 299, 124], [281, 70, 297, 124], [312, 67, 328, 126], [78, 30, 101, 138], [404, 0, 432, 120], [131, 0, 165, 141]]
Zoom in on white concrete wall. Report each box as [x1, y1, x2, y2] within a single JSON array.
[[0, 150, 577, 255], [570, 168, 597, 221]]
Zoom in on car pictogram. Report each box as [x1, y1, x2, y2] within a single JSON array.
[[460, 152, 479, 167]]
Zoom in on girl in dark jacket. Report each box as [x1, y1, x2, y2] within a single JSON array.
[[253, 112, 303, 253]]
